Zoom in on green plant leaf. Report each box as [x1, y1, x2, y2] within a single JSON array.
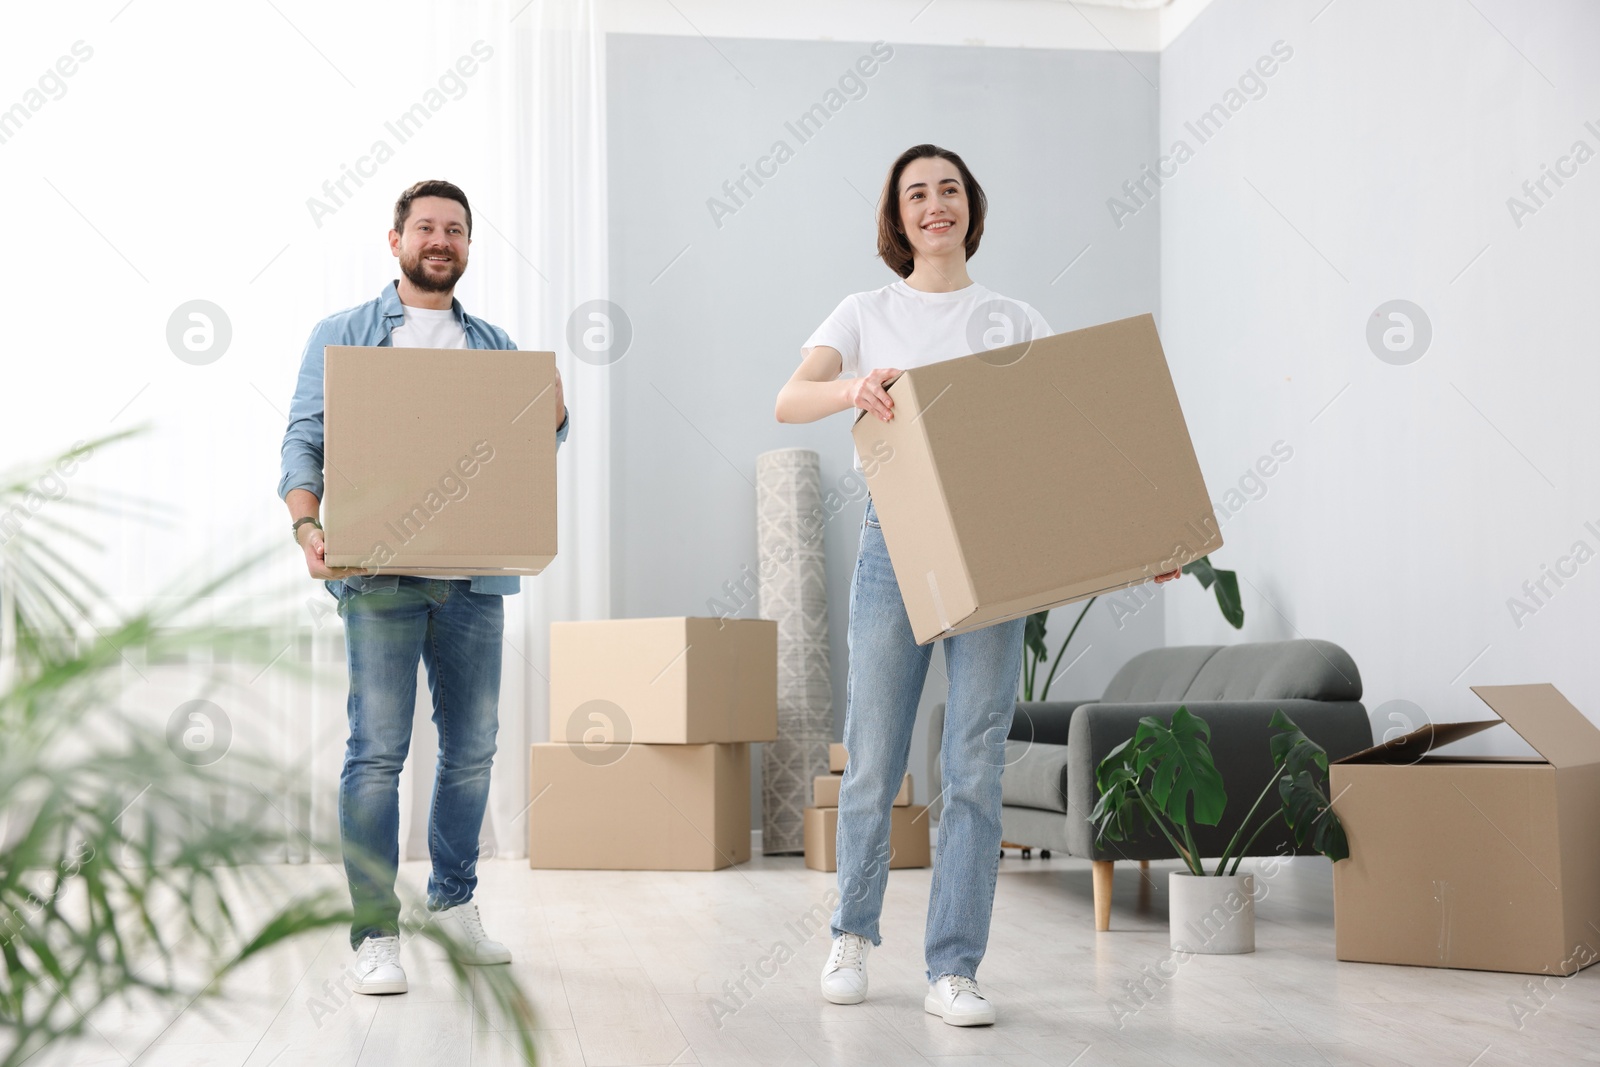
[[1090, 741, 1148, 842], [1181, 555, 1244, 629], [1280, 769, 1349, 862], [1268, 709, 1330, 781], [1024, 611, 1049, 664], [1140, 706, 1228, 827], [1182, 556, 1218, 590]]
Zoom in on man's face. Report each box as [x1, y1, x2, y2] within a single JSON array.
[[391, 196, 470, 293]]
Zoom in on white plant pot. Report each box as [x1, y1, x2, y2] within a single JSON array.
[[1168, 871, 1255, 954]]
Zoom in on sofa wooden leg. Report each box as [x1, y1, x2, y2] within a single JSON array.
[[1092, 860, 1114, 931]]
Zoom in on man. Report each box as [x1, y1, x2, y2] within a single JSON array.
[[278, 179, 569, 994]]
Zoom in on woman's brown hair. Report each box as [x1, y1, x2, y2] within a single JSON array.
[[876, 144, 987, 279]]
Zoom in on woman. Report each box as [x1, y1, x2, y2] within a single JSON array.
[[775, 144, 1178, 1027]]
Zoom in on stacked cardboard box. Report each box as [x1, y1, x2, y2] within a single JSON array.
[[803, 743, 931, 872], [529, 617, 777, 871]]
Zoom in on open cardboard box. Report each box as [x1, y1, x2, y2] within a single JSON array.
[[323, 345, 558, 575], [1330, 683, 1600, 975], [850, 314, 1221, 644]]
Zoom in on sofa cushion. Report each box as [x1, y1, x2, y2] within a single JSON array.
[[999, 740, 1071, 813], [1100, 645, 1221, 704], [1183, 639, 1362, 702]]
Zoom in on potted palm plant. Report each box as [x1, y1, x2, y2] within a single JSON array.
[[0, 436, 538, 1066], [1089, 705, 1347, 953], [1020, 556, 1243, 702]]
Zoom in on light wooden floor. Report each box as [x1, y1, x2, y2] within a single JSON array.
[[26, 849, 1600, 1066]]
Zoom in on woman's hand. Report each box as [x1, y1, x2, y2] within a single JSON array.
[[847, 367, 901, 422], [1154, 568, 1182, 583]]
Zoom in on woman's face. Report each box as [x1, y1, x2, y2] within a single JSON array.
[[897, 155, 968, 262]]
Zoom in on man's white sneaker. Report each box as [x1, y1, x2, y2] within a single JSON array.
[[820, 933, 872, 1004], [351, 935, 407, 995], [924, 974, 996, 1026], [433, 901, 512, 965]]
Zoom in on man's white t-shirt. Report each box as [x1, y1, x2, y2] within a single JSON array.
[[803, 280, 1052, 466], [390, 303, 467, 350], [389, 303, 470, 579]]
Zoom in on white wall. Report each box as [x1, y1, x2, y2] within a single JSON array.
[[1160, 0, 1600, 751]]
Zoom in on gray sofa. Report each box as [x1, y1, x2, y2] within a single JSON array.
[[929, 639, 1372, 930]]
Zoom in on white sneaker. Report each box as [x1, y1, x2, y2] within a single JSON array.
[[351, 935, 407, 995], [433, 901, 512, 965], [820, 933, 871, 1004], [924, 974, 996, 1026]]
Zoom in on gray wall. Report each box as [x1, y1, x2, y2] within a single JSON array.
[[606, 33, 1166, 825], [1160, 0, 1600, 753]]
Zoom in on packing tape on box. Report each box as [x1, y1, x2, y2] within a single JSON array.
[[926, 571, 952, 635]]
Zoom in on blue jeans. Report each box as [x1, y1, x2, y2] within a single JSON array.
[[331, 577, 504, 947], [831, 499, 1024, 983]]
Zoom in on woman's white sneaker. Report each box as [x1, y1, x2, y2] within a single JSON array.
[[351, 935, 407, 995], [924, 974, 996, 1026], [434, 901, 512, 965], [820, 933, 872, 1004]]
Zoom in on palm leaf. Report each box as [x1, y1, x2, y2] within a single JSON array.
[[0, 434, 538, 1066]]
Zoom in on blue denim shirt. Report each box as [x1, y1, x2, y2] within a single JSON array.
[[279, 280, 570, 597]]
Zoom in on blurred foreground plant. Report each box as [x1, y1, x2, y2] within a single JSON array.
[[0, 434, 537, 1066]]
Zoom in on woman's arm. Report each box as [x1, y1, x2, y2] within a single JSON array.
[[775, 345, 900, 424]]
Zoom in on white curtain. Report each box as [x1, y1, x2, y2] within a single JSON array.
[[2, 0, 609, 863]]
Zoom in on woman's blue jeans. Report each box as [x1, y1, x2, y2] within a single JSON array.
[[831, 499, 1024, 982], [331, 577, 504, 948]]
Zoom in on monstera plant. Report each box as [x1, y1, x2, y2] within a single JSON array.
[[1089, 706, 1347, 877]]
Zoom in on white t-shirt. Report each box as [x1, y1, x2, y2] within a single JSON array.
[[389, 302, 469, 579], [390, 303, 467, 350], [804, 280, 1052, 465]]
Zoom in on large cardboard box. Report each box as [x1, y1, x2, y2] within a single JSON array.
[[549, 618, 777, 744], [828, 743, 849, 773], [323, 346, 558, 575], [813, 773, 910, 807], [851, 314, 1222, 644], [803, 805, 931, 872], [528, 742, 750, 871], [1330, 684, 1600, 975]]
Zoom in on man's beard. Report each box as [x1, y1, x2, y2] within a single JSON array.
[[400, 248, 466, 293]]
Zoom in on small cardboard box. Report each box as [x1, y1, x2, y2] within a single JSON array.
[[851, 314, 1222, 644], [828, 743, 848, 773], [323, 346, 557, 575], [528, 742, 750, 871], [813, 773, 911, 807], [550, 618, 777, 744], [1330, 684, 1600, 975], [803, 805, 931, 872]]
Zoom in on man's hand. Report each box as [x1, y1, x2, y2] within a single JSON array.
[[554, 368, 566, 430], [847, 367, 900, 422], [1154, 568, 1182, 584], [301, 526, 341, 580]]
